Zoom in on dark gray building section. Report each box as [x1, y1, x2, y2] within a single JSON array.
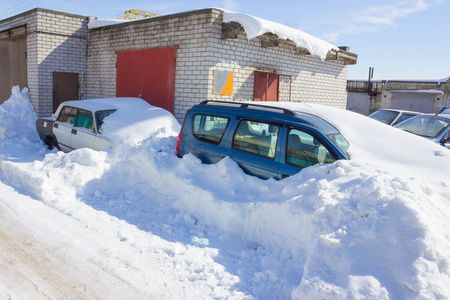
[[347, 79, 449, 115]]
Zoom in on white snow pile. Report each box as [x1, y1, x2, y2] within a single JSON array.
[[54, 97, 180, 146], [88, 8, 337, 60], [87, 18, 131, 30], [1, 88, 450, 299], [0, 86, 38, 141]]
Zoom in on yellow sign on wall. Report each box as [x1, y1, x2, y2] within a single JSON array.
[[213, 70, 234, 95]]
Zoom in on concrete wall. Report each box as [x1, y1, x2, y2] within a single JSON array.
[[347, 79, 450, 115], [88, 8, 349, 122]]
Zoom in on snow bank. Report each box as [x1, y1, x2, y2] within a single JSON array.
[[98, 98, 180, 146], [0, 86, 39, 141], [1, 89, 450, 299]]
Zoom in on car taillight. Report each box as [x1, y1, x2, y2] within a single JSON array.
[[176, 132, 182, 156]]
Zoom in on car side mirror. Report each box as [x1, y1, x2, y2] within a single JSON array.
[[441, 133, 450, 144], [441, 137, 450, 144]]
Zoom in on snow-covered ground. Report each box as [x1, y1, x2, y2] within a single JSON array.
[[1, 87, 450, 299]]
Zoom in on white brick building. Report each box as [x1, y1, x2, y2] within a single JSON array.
[[0, 8, 92, 116], [1, 8, 357, 121]]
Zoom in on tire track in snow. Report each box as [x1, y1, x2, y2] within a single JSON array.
[[0, 204, 157, 300]]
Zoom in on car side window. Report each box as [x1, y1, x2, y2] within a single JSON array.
[[286, 128, 336, 168], [192, 114, 229, 145], [56, 106, 77, 125], [232, 120, 280, 159], [75, 109, 94, 131]]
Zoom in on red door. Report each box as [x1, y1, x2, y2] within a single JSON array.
[[116, 46, 177, 113], [253, 71, 279, 101]]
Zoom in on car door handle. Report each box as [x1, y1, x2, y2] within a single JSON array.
[[71, 129, 77, 135], [281, 174, 290, 179], [53, 123, 58, 128], [195, 144, 206, 154]]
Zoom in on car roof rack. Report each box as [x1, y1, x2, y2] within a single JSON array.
[[199, 100, 296, 116]]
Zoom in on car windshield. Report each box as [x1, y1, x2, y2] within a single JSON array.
[[440, 107, 450, 114], [326, 133, 350, 158], [393, 113, 417, 126], [369, 110, 399, 125], [395, 116, 450, 138]]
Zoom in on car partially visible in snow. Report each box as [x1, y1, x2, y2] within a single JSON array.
[[177, 100, 350, 180], [368, 109, 422, 126], [36, 98, 180, 152], [395, 114, 450, 149], [439, 106, 450, 114]]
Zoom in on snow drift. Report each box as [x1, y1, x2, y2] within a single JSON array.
[[1, 87, 450, 299]]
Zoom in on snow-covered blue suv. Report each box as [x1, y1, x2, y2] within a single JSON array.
[[176, 101, 349, 180]]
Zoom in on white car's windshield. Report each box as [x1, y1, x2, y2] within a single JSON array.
[[396, 116, 450, 138]]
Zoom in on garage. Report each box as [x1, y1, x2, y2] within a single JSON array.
[[0, 25, 27, 104], [390, 90, 443, 113], [115, 46, 177, 113]]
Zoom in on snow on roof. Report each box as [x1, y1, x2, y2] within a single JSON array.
[[88, 8, 338, 60], [390, 89, 445, 94], [222, 10, 338, 60], [0, 26, 14, 32], [349, 77, 450, 84], [87, 18, 131, 29]]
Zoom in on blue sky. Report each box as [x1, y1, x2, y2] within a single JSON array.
[[1, 0, 448, 80]]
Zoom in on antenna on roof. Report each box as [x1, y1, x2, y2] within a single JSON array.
[[368, 67, 376, 96]]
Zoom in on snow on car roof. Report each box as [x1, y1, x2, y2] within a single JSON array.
[[60, 97, 180, 146], [247, 100, 450, 182], [59, 97, 143, 112]]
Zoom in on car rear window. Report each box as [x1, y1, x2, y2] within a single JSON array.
[[95, 110, 116, 131], [192, 114, 229, 145]]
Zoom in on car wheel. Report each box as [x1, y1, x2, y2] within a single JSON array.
[[47, 138, 58, 150]]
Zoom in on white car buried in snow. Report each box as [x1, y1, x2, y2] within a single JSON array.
[[36, 97, 180, 152]]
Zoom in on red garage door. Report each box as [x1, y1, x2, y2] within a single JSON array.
[[116, 46, 177, 113]]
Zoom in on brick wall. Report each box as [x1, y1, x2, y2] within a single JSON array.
[[87, 9, 217, 121], [207, 11, 348, 109], [0, 9, 89, 116], [34, 9, 90, 116], [87, 8, 349, 122]]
